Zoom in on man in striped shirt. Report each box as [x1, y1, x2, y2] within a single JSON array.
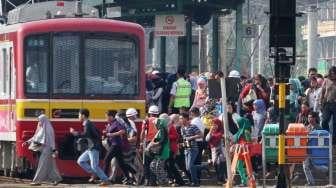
[[180, 112, 203, 186]]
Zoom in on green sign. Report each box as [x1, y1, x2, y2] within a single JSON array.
[[317, 60, 328, 75]]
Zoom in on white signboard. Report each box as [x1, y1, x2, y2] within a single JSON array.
[[155, 15, 186, 36], [242, 24, 257, 38], [106, 7, 121, 18]]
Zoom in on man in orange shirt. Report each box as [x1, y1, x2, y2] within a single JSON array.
[[140, 105, 159, 186]]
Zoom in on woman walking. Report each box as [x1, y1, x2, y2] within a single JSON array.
[[23, 114, 62, 186]]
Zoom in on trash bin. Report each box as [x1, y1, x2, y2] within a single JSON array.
[[308, 129, 329, 166], [262, 123, 279, 162], [286, 123, 308, 163]]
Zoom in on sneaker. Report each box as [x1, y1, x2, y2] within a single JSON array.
[[99, 181, 111, 187], [52, 181, 61, 186], [88, 175, 96, 183], [122, 178, 133, 185], [144, 179, 150, 186], [30, 182, 41, 186], [190, 183, 200, 187]]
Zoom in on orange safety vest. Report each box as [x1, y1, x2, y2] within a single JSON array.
[[142, 117, 158, 142]]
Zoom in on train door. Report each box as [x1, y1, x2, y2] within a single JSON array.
[[9, 46, 15, 132], [0, 41, 15, 176], [0, 41, 15, 133]]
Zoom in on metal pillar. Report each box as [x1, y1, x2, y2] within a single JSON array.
[[152, 37, 157, 69], [250, 38, 255, 77], [307, 6, 318, 72], [198, 26, 207, 73], [235, 3, 243, 72], [219, 14, 233, 188], [0, 0, 3, 16], [102, 0, 106, 17], [333, 0, 336, 66], [160, 36, 166, 73], [186, 19, 192, 73], [276, 76, 288, 188], [212, 15, 219, 72], [258, 25, 264, 74]]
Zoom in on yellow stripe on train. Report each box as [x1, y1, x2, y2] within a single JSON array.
[[15, 99, 146, 120]]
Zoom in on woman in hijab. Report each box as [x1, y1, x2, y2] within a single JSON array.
[[23, 114, 62, 186], [191, 77, 208, 109], [289, 78, 303, 122], [147, 118, 170, 185]]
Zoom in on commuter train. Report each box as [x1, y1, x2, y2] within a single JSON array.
[[0, 2, 145, 177]]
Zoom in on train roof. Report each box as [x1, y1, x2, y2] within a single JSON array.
[[0, 18, 144, 35], [6, 1, 99, 25]]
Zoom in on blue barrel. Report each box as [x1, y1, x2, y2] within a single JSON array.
[[308, 130, 329, 166]]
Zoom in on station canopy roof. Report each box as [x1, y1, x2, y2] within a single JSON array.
[[2, 0, 331, 14]]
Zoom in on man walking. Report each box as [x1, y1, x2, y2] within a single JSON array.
[[70, 109, 109, 186]]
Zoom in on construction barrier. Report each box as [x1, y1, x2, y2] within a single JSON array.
[[261, 132, 333, 187]]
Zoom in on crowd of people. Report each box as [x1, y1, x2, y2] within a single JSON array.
[[22, 66, 336, 186]]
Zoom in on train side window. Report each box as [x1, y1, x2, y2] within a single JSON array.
[[0, 48, 8, 98], [84, 37, 139, 96], [52, 33, 80, 94], [25, 35, 49, 94], [10, 47, 15, 97]]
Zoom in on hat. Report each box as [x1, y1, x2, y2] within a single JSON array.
[[228, 70, 240, 78]]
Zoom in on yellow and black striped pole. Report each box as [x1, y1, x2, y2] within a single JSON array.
[[277, 82, 287, 187]]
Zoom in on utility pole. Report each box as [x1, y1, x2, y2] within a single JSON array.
[[258, 25, 264, 74], [307, 6, 318, 72], [219, 13, 233, 188], [269, 0, 296, 187]]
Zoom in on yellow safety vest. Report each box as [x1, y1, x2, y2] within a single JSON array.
[[174, 78, 191, 108]]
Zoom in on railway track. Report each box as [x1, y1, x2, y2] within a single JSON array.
[[0, 176, 131, 187]]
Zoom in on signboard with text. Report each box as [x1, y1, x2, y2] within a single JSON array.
[[155, 15, 186, 36], [242, 24, 257, 38]]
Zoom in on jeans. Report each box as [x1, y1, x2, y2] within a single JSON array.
[[321, 102, 336, 143], [77, 149, 108, 181], [185, 147, 199, 184], [303, 158, 328, 185]]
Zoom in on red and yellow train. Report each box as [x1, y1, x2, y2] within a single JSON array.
[[0, 5, 145, 177]]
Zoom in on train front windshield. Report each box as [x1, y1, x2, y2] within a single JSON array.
[[24, 32, 139, 98]]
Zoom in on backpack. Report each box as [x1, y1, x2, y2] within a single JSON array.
[[242, 87, 257, 104], [149, 159, 168, 185]]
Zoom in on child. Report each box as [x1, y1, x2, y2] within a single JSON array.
[[205, 119, 226, 184], [252, 99, 266, 141]]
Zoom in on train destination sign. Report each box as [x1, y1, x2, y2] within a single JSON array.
[[155, 15, 186, 36]]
